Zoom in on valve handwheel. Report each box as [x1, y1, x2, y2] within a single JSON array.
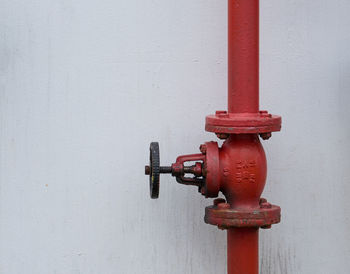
[[146, 142, 160, 199], [145, 142, 205, 198]]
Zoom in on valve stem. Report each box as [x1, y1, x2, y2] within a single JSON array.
[[145, 166, 172, 175]]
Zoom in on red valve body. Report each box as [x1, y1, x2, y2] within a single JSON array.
[[173, 133, 277, 274], [220, 134, 266, 209], [173, 134, 277, 274]]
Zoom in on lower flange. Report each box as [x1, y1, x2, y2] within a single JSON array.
[[205, 198, 281, 229]]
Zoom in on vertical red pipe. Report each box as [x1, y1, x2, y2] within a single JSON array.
[[227, 1, 260, 273], [228, 0, 259, 114], [228, 228, 259, 274]]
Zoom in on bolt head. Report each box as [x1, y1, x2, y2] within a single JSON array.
[[213, 198, 226, 206], [259, 198, 267, 204], [199, 144, 207, 154], [216, 133, 229, 140], [260, 202, 272, 209], [259, 132, 272, 140], [215, 110, 227, 116], [217, 203, 230, 210]]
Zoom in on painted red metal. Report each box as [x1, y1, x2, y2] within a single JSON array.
[[172, 153, 205, 186], [228, 228, 259, 274], [201, 141, 220, 198], [205, 2, 281, 272], [205, 199, 280, 229], [205, 110, 281, 134], [228, 0, 259, 114], [205, 0, 281, 136], [144, 0, 282, 273]]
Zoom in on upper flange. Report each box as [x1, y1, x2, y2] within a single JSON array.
[[205, 110, 281, 134]]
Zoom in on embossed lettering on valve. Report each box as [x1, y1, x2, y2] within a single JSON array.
[[235, 160, 256, 183]]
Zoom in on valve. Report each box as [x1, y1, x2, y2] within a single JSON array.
[[142, 1, 283, 272], [145, 142, 205, 199]]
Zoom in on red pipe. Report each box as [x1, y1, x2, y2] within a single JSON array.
[[228, 228, 259, 274], [227, 1, 260, 273], [228, 0, 259, 114]]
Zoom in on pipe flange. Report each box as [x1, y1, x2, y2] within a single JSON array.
[[201, 141, 220, 198], [204, 198, 281, 229], [205, 110, 281, 135]]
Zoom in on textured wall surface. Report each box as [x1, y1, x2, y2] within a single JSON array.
[[0, 0, 350, 273]]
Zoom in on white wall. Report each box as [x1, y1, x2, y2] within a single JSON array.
[[0, 0, 350, 273]]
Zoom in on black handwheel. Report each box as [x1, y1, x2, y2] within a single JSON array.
[[145, 142, 204, 198], [148, 142, 160, 199]]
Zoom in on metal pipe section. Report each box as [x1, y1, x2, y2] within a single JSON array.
[[228, 0, 259, 114], [228, 228, 259, 274], [227, 2, 263, 273]]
